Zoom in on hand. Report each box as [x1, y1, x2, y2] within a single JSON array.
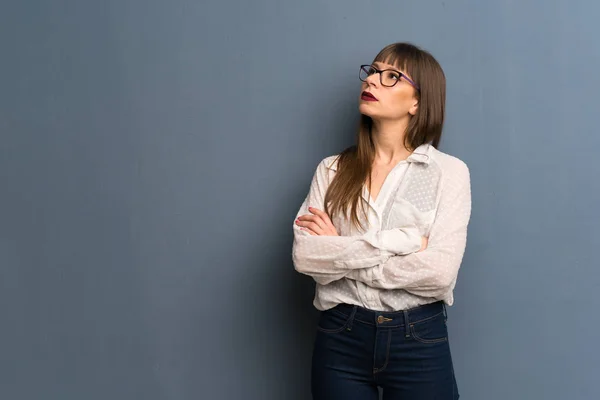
[[295, 207, 339, 236], [418, 236, 429, 252]]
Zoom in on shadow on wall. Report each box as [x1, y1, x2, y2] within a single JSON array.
[[234, 216, 319, 399], [223, 85, 361, 399]]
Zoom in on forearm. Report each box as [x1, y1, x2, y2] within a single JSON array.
[[292, 226, 421, 285], [345, 230, 466, 298], [346, 167, 472, 297]]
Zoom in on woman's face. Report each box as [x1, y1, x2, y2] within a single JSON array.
[[358, 61, 419, 122]]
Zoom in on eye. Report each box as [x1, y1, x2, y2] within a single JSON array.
[[367, 67, 377, 75], [385, 71, 400, 81]]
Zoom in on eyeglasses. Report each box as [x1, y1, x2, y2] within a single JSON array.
[[359, 64, 420, 91]]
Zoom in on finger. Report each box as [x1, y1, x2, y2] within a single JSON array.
[[300, 227, 317, 235], [295, 218, 324, 235], [308, 207, 335, 231], [309, 208, 340, 236], [298, 214, 327, 232], [308, 207, 332, 223]]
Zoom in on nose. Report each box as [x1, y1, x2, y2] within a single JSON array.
[[365, 71, 380, 87]]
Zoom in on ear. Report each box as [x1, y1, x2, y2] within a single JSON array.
[[408, 99, 419, 116]]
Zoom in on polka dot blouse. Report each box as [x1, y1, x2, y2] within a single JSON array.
[[292, 143, 472, 311]]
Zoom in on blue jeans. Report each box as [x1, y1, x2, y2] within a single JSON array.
[[311, 301, 459, 400]]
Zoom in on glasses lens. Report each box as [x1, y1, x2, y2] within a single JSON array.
[[359, 65, 374, 81], [381, 71, 400, 87]]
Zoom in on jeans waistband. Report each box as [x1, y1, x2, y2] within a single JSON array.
[[330, 301, 446, 329]]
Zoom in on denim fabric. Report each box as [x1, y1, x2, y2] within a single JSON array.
[[311, 301, 459, 400]]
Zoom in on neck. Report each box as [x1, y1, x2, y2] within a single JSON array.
[[370, 118, 412, 165]]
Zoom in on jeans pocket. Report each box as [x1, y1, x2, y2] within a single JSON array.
[[410, 312, 448, 344], [316, 309, 352, 334]]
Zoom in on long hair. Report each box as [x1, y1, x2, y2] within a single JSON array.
[[324, 42, 446, 231]]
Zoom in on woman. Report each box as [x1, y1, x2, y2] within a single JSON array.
[[292, 42, 471, 400]]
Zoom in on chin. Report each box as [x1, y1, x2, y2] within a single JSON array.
[[358, 101, 373, 113], [358, 103, 377, 118]]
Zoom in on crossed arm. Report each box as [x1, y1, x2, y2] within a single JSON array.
[[291, 157, 472, 299]]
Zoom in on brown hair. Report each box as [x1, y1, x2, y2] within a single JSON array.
[[324, 42, 446, 230]]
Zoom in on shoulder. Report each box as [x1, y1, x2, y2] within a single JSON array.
[[320, 155, 341, 171], [320, 145, 356, 172], [427, 147, 471, 197], [308, 155, 340, 184], [429, 146, 470, 181], [310, 154, 341, 176]]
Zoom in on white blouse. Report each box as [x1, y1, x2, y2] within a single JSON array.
[[292, 143, 472, 311]]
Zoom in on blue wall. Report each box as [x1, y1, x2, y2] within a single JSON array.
[[1, 1, 598, 399]]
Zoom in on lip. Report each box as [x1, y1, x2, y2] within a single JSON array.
[[361, 91, 378, 101]]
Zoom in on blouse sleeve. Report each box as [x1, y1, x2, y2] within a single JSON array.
[[292, 157, 423, 285], [345, 160, 471, 299]]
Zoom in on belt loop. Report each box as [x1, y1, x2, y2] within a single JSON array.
[[346, 305, 358, 331], [403, 309, 410, 338], [442, 302, 448, 322]]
